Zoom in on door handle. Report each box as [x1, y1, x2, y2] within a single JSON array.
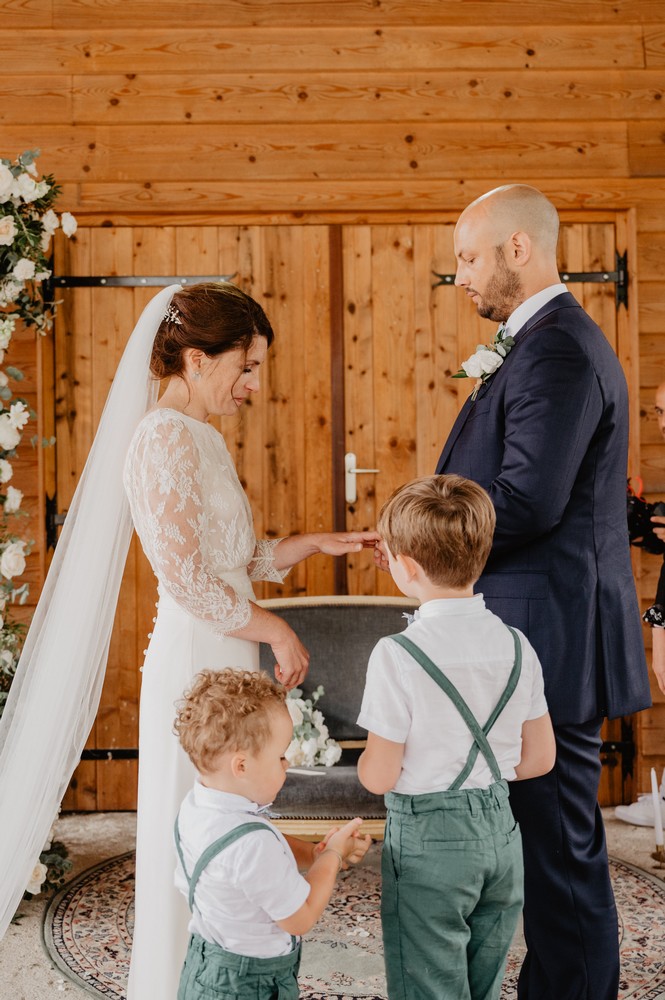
[[345, 452, 380, 504]]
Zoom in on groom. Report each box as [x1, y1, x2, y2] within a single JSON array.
[[436, 185, 650, 999]]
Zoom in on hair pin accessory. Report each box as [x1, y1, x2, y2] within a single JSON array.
[[164, 304, 182, 326]]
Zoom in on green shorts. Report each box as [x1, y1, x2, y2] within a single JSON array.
[[178, 932, 301, 1000]]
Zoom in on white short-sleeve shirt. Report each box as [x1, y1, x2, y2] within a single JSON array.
[[357, 595, 548, 795], [175, 784, 310, 957]]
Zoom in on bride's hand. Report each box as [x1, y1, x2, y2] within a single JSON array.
[[270, 623, 310, 690], [316, 531, 381, 557]]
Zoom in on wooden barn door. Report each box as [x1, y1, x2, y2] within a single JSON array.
[[341, 216, 638, 807], [53, 224, 335, 809]]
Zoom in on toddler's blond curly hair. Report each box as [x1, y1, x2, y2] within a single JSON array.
[[174, 668, 287, 773]]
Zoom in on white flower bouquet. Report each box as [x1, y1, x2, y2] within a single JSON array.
[[285, 685, 342, 769], [0, 148, 77, 332]]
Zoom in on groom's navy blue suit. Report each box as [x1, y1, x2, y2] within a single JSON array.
[[437, 291, 650, 999]]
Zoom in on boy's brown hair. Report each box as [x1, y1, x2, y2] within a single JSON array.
[[174, 668, 287, 773], [377, 474, 495, 589]]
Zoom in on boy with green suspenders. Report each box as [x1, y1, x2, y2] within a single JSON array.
[[173, 668, 371, 1000], [357, 475, 556, 1000]]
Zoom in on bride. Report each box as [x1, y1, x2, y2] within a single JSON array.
[[0, 282, 377, 998]]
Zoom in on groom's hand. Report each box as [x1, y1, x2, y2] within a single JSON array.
[[373, 539, 390, 573]]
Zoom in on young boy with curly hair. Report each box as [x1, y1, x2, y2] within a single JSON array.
[[173, 667, 371, 1000], [358, 474, 555, 1000]]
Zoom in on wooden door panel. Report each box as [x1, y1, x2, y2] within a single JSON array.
[[56, 224, 334, 809], [343, 222, 479, 596]]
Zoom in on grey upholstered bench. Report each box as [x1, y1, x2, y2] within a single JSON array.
[[258, 595, 417, 839]]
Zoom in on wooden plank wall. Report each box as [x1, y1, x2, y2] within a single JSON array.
[[2, 0, 665, 796]]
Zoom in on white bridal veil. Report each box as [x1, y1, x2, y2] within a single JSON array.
[[0, 283, 181, 936]]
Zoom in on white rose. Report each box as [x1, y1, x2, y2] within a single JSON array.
[[476, 350, 503, 375], [11, 173, 39, 203], [35, 180, 50, 199], [25, 161, 38, 177], [26, 861, 48, 896], [323, 742, 342, 767], [35, 269, 51, 281], [0, 164, 13, 202], [5, 486, 22, 513], [9, 401, 29, 430], [0, 316, 15, 345], [0, 373, 8, 389], [41, 209, 59, 234], [0, 648, 13, 668], [286, 698, 304, 727], [285, 738, 306, 767], [61, 212, 77, 237], [40, 231, 52, 252], [0, 215, 16, 247], [12, 258, 36, 282], [461, 349, 503, 379], [0, 415, 20, 451], [301, 737, 319, 765], [0, 281, 22, 306], [0, 460, 13, 483], [0, 540, 26, 579]]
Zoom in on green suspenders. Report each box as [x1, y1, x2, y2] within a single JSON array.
[[174, 819, 280, 912], [390, 626, 522, 790]]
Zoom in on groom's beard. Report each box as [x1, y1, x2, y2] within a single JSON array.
[[475, 250, 523, 323]]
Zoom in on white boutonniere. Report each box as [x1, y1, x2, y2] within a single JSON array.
[[453, 325, 515, 401]]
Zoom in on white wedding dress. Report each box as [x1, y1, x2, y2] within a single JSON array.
[[123, 406, 286, 999]]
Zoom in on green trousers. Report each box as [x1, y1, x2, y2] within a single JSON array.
[[178, 932, 301, 1000], [382, 781, 524, 1000]]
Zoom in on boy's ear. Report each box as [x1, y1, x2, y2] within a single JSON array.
[[396, 552, 420, 580], [230, 752, 246, 778]]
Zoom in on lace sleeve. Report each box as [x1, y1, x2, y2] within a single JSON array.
[[125, 415, 251, 636], [248, 538, 290, 583]]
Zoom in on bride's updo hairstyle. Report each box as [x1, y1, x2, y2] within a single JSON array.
[[150, 281, 274, 380]]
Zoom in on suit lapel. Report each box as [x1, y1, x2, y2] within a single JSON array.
[[436, 393, 475, 472], [436, 292, 579, 473]]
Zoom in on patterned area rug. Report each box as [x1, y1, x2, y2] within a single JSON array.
[[43, 846, 665, 999]]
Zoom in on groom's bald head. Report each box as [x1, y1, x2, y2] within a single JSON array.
[[459, 185, 560, 258], [454, 185, 563, 318]]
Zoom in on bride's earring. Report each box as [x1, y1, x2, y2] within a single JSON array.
[[192, 370, 201, 381]]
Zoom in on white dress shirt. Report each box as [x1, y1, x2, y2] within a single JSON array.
[[502, 282, 568, 340], [175, 784, 309, 957], [357, 596, 548, 795]]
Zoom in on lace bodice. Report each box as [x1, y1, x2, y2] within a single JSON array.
[[123, 408, 286, 636]]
